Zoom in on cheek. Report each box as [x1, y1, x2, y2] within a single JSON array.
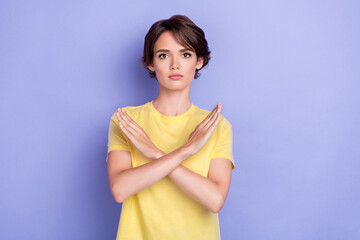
[[154, 61, 167, 71]]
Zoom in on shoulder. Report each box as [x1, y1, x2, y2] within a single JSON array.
[[220, 115, 232, 129], [110, 102, 149, 121], [194, 105, 232, 128]]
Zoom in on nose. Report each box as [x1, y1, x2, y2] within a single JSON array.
[[170, 56, 180, 70]]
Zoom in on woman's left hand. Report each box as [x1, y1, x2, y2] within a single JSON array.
[[116, 108, 162, 160]]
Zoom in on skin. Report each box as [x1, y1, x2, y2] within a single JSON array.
[[107, 30, 233, 213], [147, 30, 203, 116], [117, 103, 221, 157]]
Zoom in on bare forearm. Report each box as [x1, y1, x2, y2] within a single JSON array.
[[112, 146, 192, 202], [157, 151, 222, 213]]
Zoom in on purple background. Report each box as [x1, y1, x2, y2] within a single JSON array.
[[1, 1, 359, 239]]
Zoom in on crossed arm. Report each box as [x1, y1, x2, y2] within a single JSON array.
[[158, 150, 232, 214], [107, 104, 232, 213]]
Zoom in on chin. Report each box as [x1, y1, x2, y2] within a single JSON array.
[[161, 82, 190, 90], [157, 76, 193, 88]]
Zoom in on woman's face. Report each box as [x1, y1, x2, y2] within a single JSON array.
[[147, 31, 203, 91]]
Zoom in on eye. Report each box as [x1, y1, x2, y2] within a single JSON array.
[[158, 53, 167, 59], [183, 52, 192, 58]]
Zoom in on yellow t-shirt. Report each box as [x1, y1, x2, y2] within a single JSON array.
[[106, 101, 235, 240]]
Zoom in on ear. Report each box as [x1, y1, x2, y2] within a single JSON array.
[[196, 56, 204, 70], [147, 63, 155, 71]]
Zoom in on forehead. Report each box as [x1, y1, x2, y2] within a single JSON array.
[[154, 31, 193, 52]]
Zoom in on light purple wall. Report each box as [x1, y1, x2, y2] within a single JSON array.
[[1, 1, 359, 239]]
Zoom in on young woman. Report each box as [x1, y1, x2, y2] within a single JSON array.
[[106, 14, 235, 240]]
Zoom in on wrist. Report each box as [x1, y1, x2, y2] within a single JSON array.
[[179, 143, 195, 158], [152, 148, 166, 160]]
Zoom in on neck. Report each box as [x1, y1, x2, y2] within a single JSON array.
[[152, 87, 192, 117]]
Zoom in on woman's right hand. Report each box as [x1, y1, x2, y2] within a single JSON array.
[[184, 102, 222, 156]]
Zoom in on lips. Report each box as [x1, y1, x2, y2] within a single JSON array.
[[169, 74, 184, 80]]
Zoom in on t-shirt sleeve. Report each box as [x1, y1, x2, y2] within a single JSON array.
[[106, 112, 130, 162], [210, 116, 235, 170]]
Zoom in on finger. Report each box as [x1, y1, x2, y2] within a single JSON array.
[[207, 110, 221, 132], [204, 110, 220, 130], [116, 109, 124, 123], [117, 108, 136, 131], [116, 108, 140, 141], [118, 115, 135, 138], [117, 109, 127, 125], [121, 108, 139, 127], [116, 108, 122, 121], [203, 103, 221, 129], [205, 103, 219, 120], [204, 102, 221, 129], [209, 103, 220, 116], [117, 111, 130, 132], [120, 108, 143, 135], [200, 103, 220, 127], [125, 112, 154, 143]]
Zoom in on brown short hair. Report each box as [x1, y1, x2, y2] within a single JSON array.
[[141, 15, 211, 79]]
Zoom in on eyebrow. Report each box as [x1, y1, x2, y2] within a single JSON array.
[[155, 48, 193, 54]]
